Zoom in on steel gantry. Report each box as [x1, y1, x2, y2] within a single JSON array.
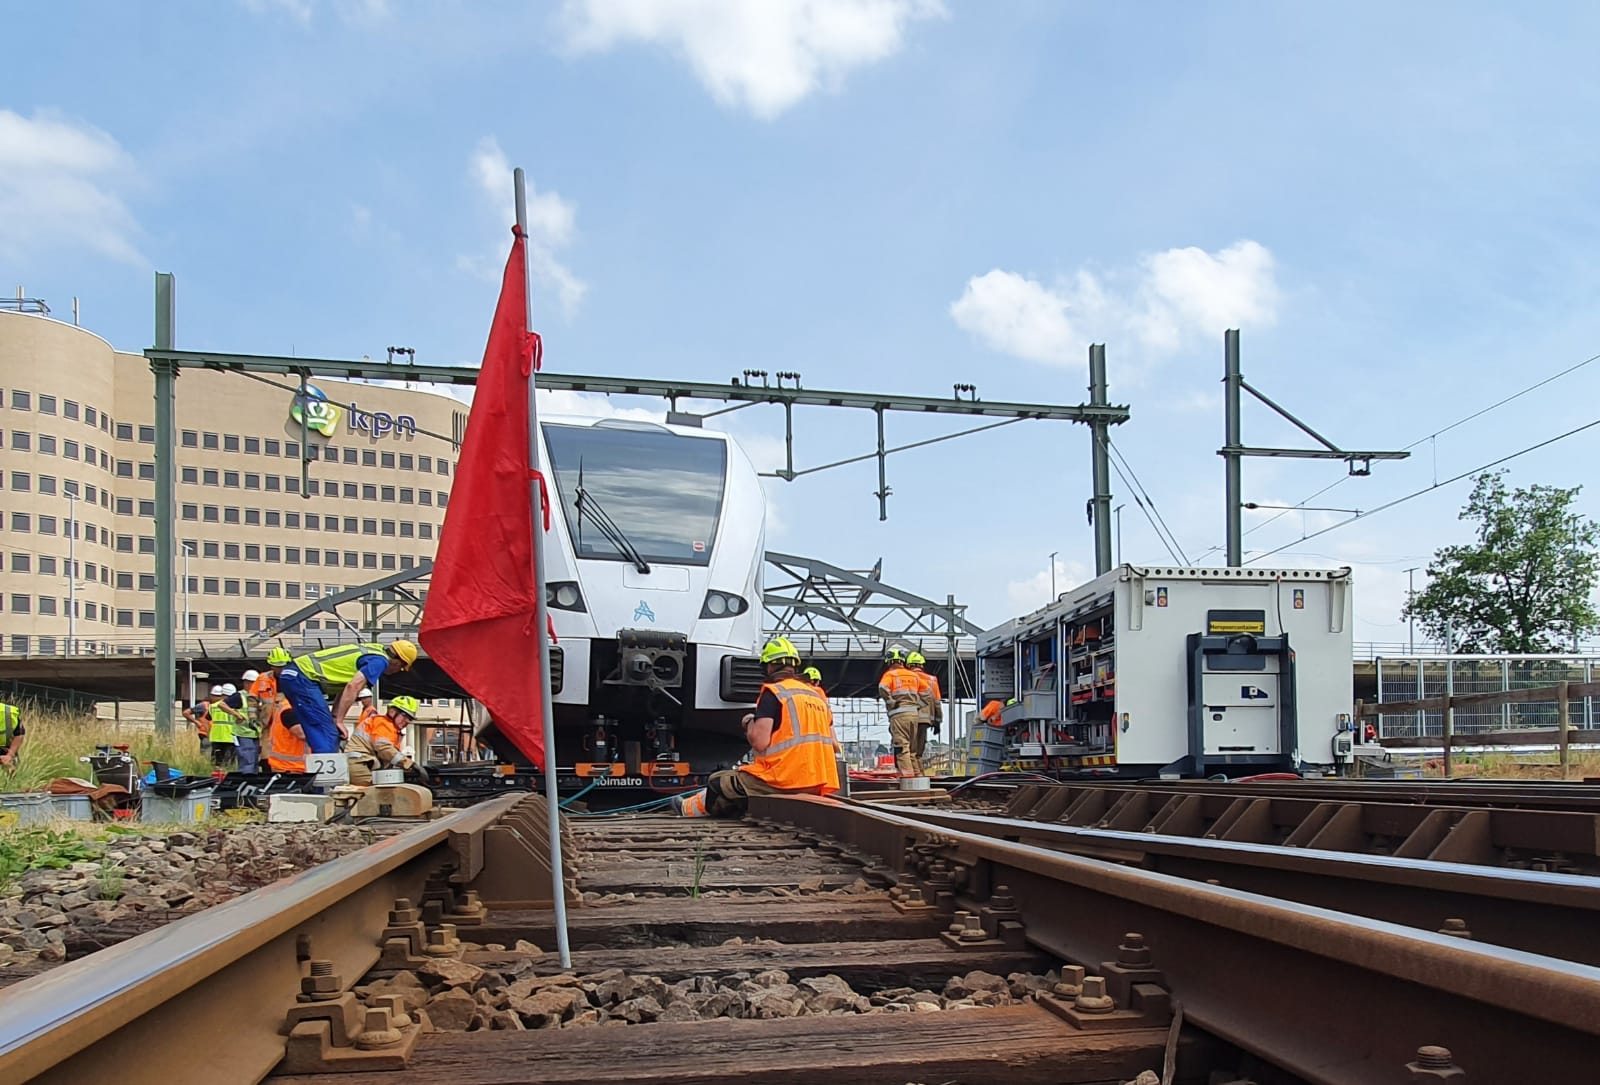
[[142, 272, 1127, 733]]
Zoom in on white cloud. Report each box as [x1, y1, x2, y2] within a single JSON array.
[[0, 110, 143, 266], [950, 240, 1279, 372], [560, 0, 945, 119], [1005, 555, 1094, 613], [458, 137, 588, 317]]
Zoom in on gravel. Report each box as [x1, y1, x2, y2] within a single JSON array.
[[0, 824, 385, 983]]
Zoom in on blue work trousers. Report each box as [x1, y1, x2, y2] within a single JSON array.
[[235, 736, 261, 774], [276, 667, 342, 754]]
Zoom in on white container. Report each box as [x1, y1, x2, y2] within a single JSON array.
[[371, 769, 405, 786], [898, 776, 931, 791], [268, 793, 334, 823]]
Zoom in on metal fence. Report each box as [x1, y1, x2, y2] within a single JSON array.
[[1374, 655, 1599, 738]]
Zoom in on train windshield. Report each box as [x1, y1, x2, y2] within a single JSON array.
[[544, 422, 728, 567]]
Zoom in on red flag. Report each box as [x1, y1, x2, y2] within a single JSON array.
[[420, 228, 550, 767]]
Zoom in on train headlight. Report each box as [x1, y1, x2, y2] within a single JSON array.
[[546, 581, 587, 612], [699, 591, 748, 619]]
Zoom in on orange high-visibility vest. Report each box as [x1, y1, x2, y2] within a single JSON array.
[[878, 666, 921, 718], [354, 705, 400, 749], [915, 670, 942, 724], [979, 700, 1003, 725], [741, 678, 839, 795], [264, 697, 308, 772]]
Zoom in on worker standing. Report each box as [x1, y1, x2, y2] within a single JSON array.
[[906, 651, 943, 777], [278, 639, 417, 754], [182, 692, 212, 756], [206, 684, 240, 770], [802, 666, 826, 696], [0, 701, 26, 773], [673, 637, 839, 817], [347, 695, 418, 785], [878, 648, 923, 779], [234, 669, 264, 774]]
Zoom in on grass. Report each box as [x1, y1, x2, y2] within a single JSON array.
[[1, 709, 212, 794], [1426, 750, 1600, 780], [690, 838, 706, 900], [0, 825, 106, 893], [94, 859, 127, 901]]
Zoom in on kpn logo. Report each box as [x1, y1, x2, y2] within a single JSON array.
[[290, 386, 342, 437]]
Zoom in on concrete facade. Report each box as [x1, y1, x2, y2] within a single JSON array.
[[0, 309, 465, 663]]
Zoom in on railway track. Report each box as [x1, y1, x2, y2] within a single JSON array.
[[2, 789, 1597, 1083]]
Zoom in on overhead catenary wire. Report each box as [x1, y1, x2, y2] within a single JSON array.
[[1243, 413, 1600, 566], [1102, 436, 1191, 566]]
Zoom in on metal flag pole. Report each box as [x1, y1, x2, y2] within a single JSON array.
[[515, 166, 571, 968]]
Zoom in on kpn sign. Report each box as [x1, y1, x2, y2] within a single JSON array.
[[290, 386, 417, 441]]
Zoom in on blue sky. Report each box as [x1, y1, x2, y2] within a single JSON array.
[[8, 0, 1600, 647]]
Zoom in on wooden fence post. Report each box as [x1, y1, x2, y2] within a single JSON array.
[[1558, 681, 1571, 781], [1442, 693, 1453, 779]]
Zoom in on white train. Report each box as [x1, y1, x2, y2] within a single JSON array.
[[477, 416, 767, 785]]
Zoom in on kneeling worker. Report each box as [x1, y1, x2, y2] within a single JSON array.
[[674, 637, 839, 817], [347, 695, 418, 785]]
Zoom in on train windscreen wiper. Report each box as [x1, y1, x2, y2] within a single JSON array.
[[575, 485, 651, 574]]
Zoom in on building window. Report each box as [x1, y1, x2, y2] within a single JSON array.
[[326, 550, 340, 566], [419, 491, 433, 506], [244, 508, 260, 526], [39, 434, 56, 455], [224, 471, 239, 488], [420, 523, 434, 540], [305, 444, 321, 462], [37, 394, 56, 415], [224, 508, 240, 525], [64, 400, 79, 420], [285, 582, 300, 599], [266, 510, 281, 527], [184, 575, 198, 593], [285, 547, 300, 564], [344, 447, 359, 465], [344, 551, 359, 568], [114, 460, 131, 479], [138, 536, 155, 555], [182, 429, 198, 448], [203, 614, 219, 631], [398, 453, 413, 470], [285, 441, 299, 460], [399, 522, 414, 538], [244, 473, 260, 490], [182, 504, 198, 521], [265, 475, 280, 492], [203, 505, 219, 523], [139, 573, 156, 590], [437, 492, 448, 507], [116, 609, 133, 627], [203, 577, 219, 594], [245, 544, 261, 561], [245, 616, 262, 632], [38, 515, 56, 535], [115, 535, 134, 553], [139, 611, 156, 628], [419, 456, 432, 473], [342, 517, 357, 532], [343, 482, 358, 499], [306, 479, 319, 497], [244, 437, 259, 454], [381, 451, 396, 469], [285, 476, 300, 495], [306, 513, 321, 530], [381, 520, 396, 536], [224, 543, 240, 560], [203, 542, 219, 558], [245, 580, 261, 597], [439, 462, 449, 477], [224, 616, 240, 632], [182, 466, 198, 484], [224, 579, 240, 596], [138, 425, 155, 443], [138, 499, 155, 517], [380, 485, 395, 502], [38, 597, 57, 616], [64, 439, 79, 461], [305, 550, 320, 565], [356, 483, 373, 501], [381, 554, 396, 570], [38, 475, 56, 496], [9, 554, 29, 573], [116, 497, 134, 515], [361, 449, 377, 467], [362, 518, 377, 535], [202, 432, 219, 450], [265, 439, 280, 456], [138, 462, 155, 481], [265, 545, 279, 562], [84, 405, 96, 425], [285, 512, 300, 528], [362, 552, 377, 569], [100, 415, 109, 433], [115, 422, 133, 440], [10, 431, 29, 452], [224, 435, 239, 453], [38, 556, 56, 575], [9, 472, 27, 493]]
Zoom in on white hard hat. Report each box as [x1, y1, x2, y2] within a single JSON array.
[[209, 685, 224, 696], [220, 683, 237, 696], [241, 669, 260, 682], [356, 688, 373, 699]]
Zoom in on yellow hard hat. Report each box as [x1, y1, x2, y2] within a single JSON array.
[[760, 636, 800, 665], [802, 666, 822, 682], [906, 651, 926, 667], [389, 639, 418, 669], [266, 646, 292, 666], [389, 695, 421, 718]]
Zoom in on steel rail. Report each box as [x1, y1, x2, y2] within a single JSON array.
[[0, 794, 522, 1085], [874, 805, 1600, 966], [752, 794, 1600, 1084], [967, 777, 1600, 812]]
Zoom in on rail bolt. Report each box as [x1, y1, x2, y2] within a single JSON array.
[[946, 910, 972, 935], [958, 914, 988, 943], [388, 898, 420, 925], [354, 1006, 405, 1050], [423, 924, 461, 957], [1053, 964, 1087, 998], [990, 884, 1016, 911], [298, 960, 342, 1002], [368, 993, 414, 1029], [1073, 975, 1116, 1014], [1117, 932, 1153, 967], [902, 887, 925, 905], [1406, 1044, 1466, 1081], [1437, 919, 1473, 940]]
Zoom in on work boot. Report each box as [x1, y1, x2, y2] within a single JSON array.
[[672, 788, 709, 817]]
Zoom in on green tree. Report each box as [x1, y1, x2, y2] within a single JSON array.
[[1403, 471, 1600, 653]]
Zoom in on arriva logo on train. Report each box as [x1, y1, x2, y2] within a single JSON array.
[[290, 385, 416, 440], [633, 600, 657, 622]]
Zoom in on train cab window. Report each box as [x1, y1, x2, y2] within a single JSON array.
[[544, 421, 727, 567]]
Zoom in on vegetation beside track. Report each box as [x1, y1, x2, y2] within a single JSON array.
[[0, 710, 211, 793]]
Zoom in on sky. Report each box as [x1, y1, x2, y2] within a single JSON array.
[[8, 0, 1600, 652]]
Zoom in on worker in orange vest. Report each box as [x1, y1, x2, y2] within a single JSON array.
[[674, 637, 838, 816], [263, 698, 309, 774], [878, 648, 923, 778], [906, 651, 942, 776], [347, 695, 418, 785]]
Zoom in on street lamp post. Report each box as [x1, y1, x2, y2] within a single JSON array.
[[1114, 504, 1124, 566], [182, 543, 194, 704], [66, 489, 76, 655], [1049, 551, 1058, 599]]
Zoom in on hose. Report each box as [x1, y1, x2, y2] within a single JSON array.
[[559, 780, 598, 809], [946, 770, 1059, 795]]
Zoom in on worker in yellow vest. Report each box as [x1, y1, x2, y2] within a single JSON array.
[[278, 639, 417, 753], [674, 637, 838, 817], [207, 684, 241, 770], [877, 648, 923, 778], [0, 702, 26, 773]]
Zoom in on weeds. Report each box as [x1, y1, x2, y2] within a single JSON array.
[[0, 709, 211, 794], [94, 860, 126, 901], [690, 838, 706, 900], [0, 826, 105, 893]]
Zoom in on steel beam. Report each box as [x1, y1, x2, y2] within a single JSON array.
[[150, 275, 178, 737], [1088, 344, 1113, 575], [1223, 330, 1243, 566]]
